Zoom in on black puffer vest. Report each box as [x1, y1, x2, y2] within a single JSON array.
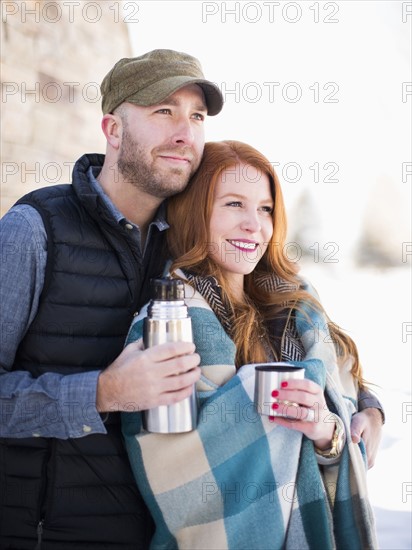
[[0, 154, 167, 549]]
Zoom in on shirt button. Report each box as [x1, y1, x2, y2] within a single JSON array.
[[82, 425, 92, 433], [125, 223, 133, 231]]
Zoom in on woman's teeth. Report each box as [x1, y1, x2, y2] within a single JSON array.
[[228, 240, 257, 250]]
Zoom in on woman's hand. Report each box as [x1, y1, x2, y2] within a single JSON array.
[[267, 378, 336, 450], [350, 408, 383, 468]]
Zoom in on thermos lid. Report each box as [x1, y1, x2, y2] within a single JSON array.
[[151, 277, 185, 301]]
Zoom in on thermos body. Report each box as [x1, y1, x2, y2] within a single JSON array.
[[143, 279, 198, 434], [143, 316, 193, 348]]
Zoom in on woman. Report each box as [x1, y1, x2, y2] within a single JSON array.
[[122, 141, 377, 549]]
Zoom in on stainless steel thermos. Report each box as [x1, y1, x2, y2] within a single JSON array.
[[142, 277, 198, 433]]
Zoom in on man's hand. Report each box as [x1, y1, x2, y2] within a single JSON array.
[[96, 340, 201, 413], [350, 408, 383, 468]]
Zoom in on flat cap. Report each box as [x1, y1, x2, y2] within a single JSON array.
[[101, 49, 223, 116]]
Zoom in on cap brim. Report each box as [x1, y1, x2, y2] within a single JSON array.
[[124, 76, 223, 116]]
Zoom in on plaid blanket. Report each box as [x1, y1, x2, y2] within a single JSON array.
[[122, 277, 377, 549]]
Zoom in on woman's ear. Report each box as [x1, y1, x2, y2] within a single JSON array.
[[101, 113, 122, 150]]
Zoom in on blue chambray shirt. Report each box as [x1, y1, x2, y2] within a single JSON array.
[[0, 166, 168, 439]]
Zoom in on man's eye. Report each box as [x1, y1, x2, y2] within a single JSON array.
[[156, 108, 171, 114], [192, 113, 205, 121]]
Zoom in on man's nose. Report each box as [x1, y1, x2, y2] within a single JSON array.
[[171, 117, 195, 146]]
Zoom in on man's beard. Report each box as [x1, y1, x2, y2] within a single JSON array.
[[117, 124, 200, 199]]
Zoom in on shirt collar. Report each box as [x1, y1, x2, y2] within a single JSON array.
[[88, 165, 169, 232]]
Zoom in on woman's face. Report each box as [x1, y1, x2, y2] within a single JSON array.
[[208, 162, 274, 297]]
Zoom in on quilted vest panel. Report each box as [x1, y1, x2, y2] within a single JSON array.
[[0, 156, 167, 548]]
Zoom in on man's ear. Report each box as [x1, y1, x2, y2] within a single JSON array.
[[101, 114, 122, 150]]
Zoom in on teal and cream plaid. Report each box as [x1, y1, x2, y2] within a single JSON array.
[[122, 278, 377, 549]]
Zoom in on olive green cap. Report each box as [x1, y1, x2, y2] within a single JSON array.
[[101, 49, 223, 116]]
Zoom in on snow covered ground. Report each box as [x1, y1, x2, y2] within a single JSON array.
[[299, 263, 412, 549]]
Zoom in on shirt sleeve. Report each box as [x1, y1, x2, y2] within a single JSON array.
[[357, 387, 385, 424], [0, 205, 106, 438]]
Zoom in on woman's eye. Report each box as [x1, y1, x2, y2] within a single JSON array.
[[226, 201, 242, 207], [260, 206, 274, 213]]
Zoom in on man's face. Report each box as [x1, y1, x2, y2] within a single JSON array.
[[117, 84, 207, 199]]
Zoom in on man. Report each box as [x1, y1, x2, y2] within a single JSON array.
[[0, 49, 382, 549], [0, 49, 221, 550]]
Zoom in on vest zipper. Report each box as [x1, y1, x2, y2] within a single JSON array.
[[35, 519, 44, 550], [35, 440, 54, 548]]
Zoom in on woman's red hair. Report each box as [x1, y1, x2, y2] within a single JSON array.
[[167, 141, 365, 385]]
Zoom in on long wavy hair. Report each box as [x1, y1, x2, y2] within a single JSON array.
[[167, 141, 364, 387]]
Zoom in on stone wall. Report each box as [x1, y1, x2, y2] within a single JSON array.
[[1, 0, 132, 216]]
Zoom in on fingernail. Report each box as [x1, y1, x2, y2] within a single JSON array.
[[271, 390, 279, 397], [269, 415, 275, 422], [271, 403, 279, 410], [281, 381, 288, 388]]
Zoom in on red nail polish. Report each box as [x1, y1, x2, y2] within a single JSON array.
[[271, 403, 279, 410], [269, 415, 275, 422], [271, 390, 279, 397], [281, 381, 288, 388]]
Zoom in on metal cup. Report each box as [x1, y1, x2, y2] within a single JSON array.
[[253, 362, 305, 417]]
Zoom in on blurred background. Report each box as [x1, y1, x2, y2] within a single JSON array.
[[1, 1, 411, 547]]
